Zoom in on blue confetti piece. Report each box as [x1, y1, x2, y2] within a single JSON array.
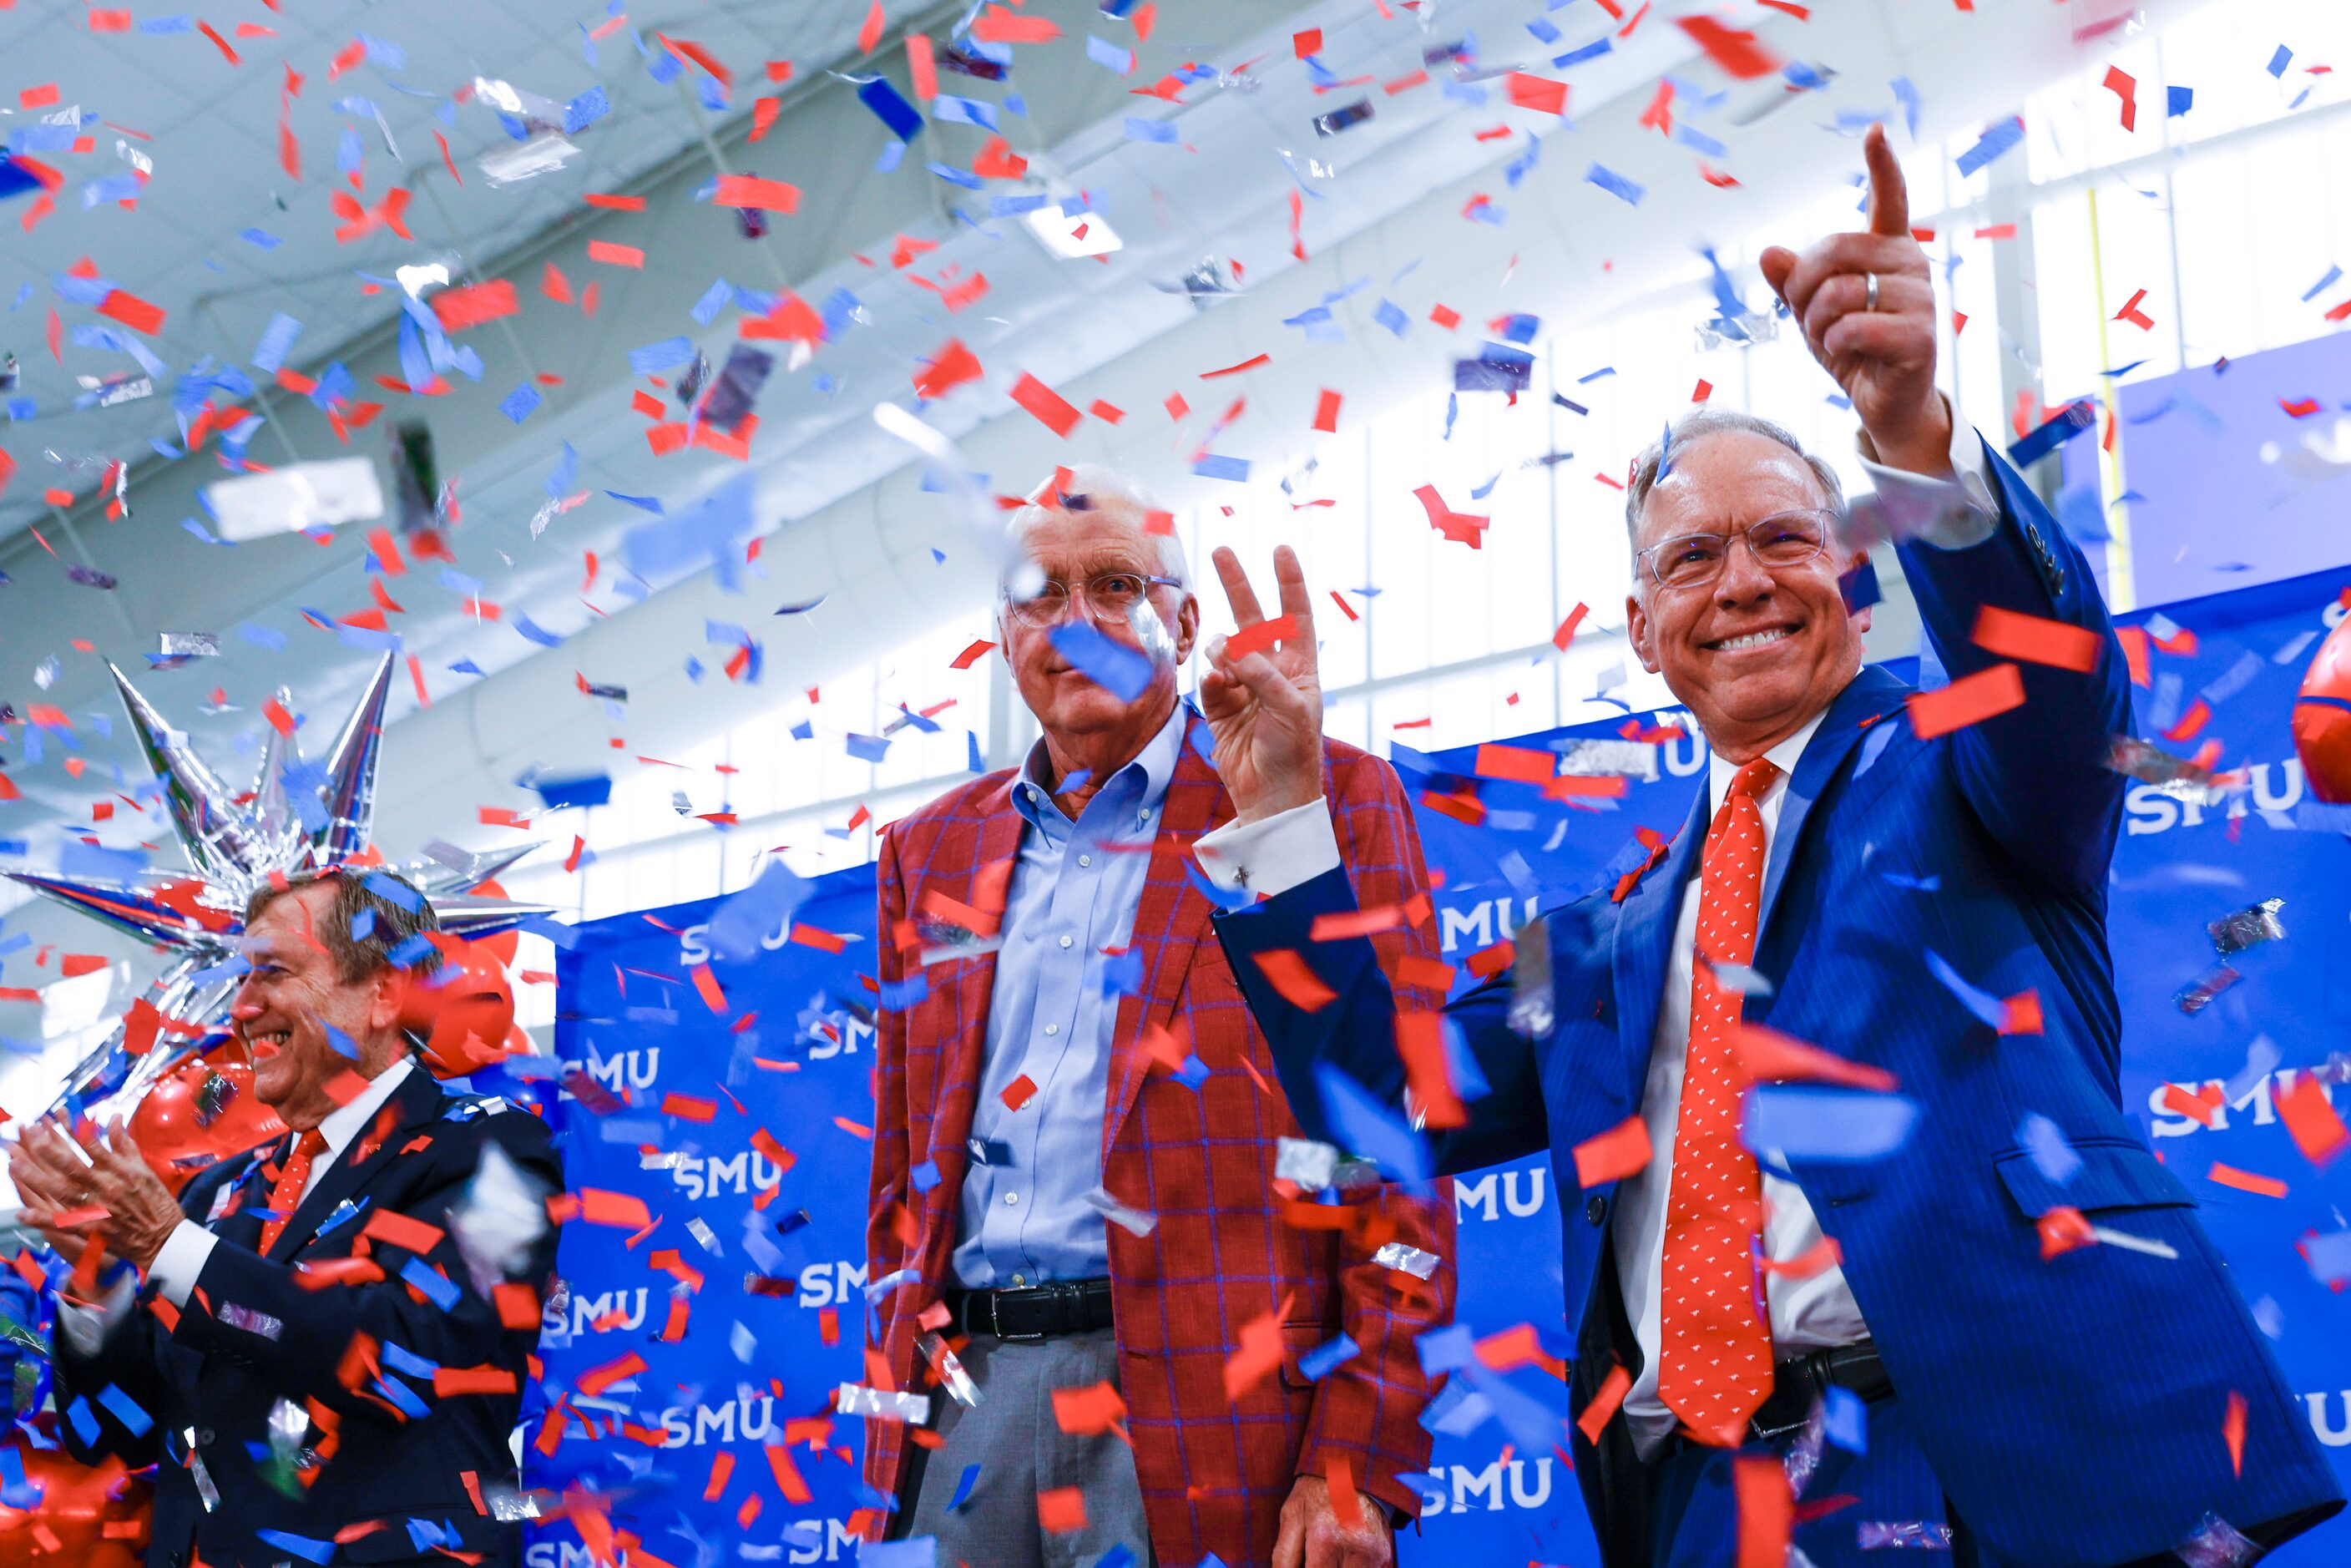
[[1123, 115, 1180, 144], [1100, 948, 1144, 998], [513, 615, 566, 648], [990, 192, 1051, 216], [1415, 1322, 1476, 1375], [385, 933, 438, 970], [909, 1159, 943, 1194], [846, 732, 891, 764], [1373, 298, 1409, 336], [1048, 621, 1156, 701], [1096, 1549, 1136, 1568], [791, 717, 815, 741], [250, 312, 304, 374], [1579, 159, 1646, 207], [1745, 1086, 1918, 1161], [2005, 400, 2096, 467], [1954, 118, 2025, 178], [1525, 17, 1561, 44], [628, 336, 695, 376], [1824, 1385, 1868, 1453], [2167, 84, 2193, 117], [2268, 44, 2292, 78], [933, 94, 1000, 131], [564, 85, 609, 134], [139, 15, 194, 33], [967, 731, 985, 772], [96, 1383, 153, 1437], [1191, 453, 1251, 483], [399, 1255, 462, 1310], [1087, 34, 1135, 73], [255, 1531, 337, 1566], [546, 440, 578, 499], [499, 382, 541, 423], [1299, 1333, 1361, 1380], [859, 76, 925, 140], [1890, 74, 1923, 139], [690, 277, 733, 325], [1551, 37, 1611, 68], [605, 491, 664, 513], [877, 139, 907, 172], [2303, 265, 2342, 303], [532, 772, 612, 811], [2018, 1112, 2082, 1187], [1578, 365, 1617, 384], [381, 1340, 440, 1379], [928, 161, 984, 190], [1316, 1062, 1431, 1183], [948, 1461, 982, 1510], [64, 1398, 100, 1449], [1922, 949, 2010, 1032], [1672, 123, 1726, 158]]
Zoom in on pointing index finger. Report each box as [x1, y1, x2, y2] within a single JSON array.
[[1863, 122, 1909, 238]]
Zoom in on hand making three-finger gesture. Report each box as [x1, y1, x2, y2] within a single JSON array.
[[1200, 544, 1327, 825]]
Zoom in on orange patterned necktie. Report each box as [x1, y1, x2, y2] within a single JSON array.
[[258, 1129, 329, 1254], [1658, 756, 1779, 1445]]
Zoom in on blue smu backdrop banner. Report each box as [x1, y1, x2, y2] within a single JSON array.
[[536, 565, 2351, 1568]]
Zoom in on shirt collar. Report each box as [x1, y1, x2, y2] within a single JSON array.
[[314, 1053, 417, 1161], [1708, 704, 1830, 811], [1014, 699, 1189, 832]]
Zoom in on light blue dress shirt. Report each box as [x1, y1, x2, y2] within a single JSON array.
[[951, 701, 1188, 1290]]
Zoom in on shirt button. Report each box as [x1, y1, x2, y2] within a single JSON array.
[[1078, 853, 1092, 867], [1004, 1192, 1019, 1206], [1059, 934, 1074, 949], [1585, 1194, 1608, 1226], [1010, 1273, 1027, 1287], [1044, 1023, 1059, 1036]]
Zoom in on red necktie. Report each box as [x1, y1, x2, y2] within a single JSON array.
[[1658, 756, 1779, 1444], [258, 1129, 329, 1255]]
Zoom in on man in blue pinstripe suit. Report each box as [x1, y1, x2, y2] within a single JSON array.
[[1185, 126, 2344, 1566]]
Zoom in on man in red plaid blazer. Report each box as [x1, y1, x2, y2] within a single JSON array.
[[863, 466, 1453, 1568]]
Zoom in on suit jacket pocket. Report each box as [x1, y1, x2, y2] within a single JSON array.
[[1993, 1137, 2197, 1219]]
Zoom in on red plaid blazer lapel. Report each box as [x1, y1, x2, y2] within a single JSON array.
[[1101, 708, 1232, 1161], [902, 775, 1025, 1287]]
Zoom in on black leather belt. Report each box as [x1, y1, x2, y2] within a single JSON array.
[[1751, 1338, 1893, 1439], [945, 1278, 1114, 1341]]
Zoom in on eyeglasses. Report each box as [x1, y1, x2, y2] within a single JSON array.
[[1636, 510, 1835, 590], [1005, 571, 1184, 626]]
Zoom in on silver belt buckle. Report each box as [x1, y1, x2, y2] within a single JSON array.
[[991, 1289, 1046, 1341]]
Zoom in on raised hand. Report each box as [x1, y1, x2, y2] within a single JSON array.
[[1757, 122, 1952, 475], [1199, 544, 1325, 823]]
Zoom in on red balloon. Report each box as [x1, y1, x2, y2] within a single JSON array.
[[129, 1047, 289, 1196], [0, 1429, 149, 1566], [397, 935, 518, 1080], [2293, 614, 2351, 804]]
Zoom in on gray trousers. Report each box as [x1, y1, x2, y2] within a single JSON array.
[[897, 1327, 1155, 1568]]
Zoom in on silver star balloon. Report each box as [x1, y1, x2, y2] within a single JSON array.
[[6, 650, 549, 1121]]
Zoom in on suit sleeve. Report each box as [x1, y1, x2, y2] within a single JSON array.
[[1212, 832, 1552, 1182], [1895, 433, 2132, 899], [1292, 755, 1458, 1522], [157, 1109, 562, 1429], [862, 829, 918, 1388]]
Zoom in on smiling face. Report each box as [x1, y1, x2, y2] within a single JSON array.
[[1625, 429, 1871, 762], [1000, 502, 1200, 751], [230, 880, 407, 1130]]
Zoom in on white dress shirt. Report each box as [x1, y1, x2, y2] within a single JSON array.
[[1194, 417, 2001, 1456], [56, 1055, 419, 1353]]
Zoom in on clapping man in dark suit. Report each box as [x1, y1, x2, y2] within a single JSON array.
[[10, 869, 562, 1568], [1191, 127, 2342, 1566]]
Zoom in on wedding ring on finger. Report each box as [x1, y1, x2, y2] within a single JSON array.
[[1863, 271, 1881, 312]]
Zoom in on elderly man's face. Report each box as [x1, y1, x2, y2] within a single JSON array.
[[1625, 431, 1870, 760], [229, 882, 404, 1127], [1003, 504, 1200, 743]]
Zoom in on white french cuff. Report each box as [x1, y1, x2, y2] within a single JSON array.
[[149, 1219, 219, 1311], [1194, 797, 1342, 899], [1848, 402, 2000, 551]]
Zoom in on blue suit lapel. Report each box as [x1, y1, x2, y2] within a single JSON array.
[[1755, 664, 1912, 939], [1610, 784, 1710, 1105]]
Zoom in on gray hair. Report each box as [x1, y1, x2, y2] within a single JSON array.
[[1624, 408, 1846, 554], [1003, 463, 1190, 589]]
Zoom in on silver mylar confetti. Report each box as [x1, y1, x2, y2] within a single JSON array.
[[918, 1333, 982, 1409], [1508, 915, 1555, 1038], [686, 1216, 723, 1254], [1373, 1242, 1440, 1280], [1277, 1136, 1339, 1191], [836, 1383, 931, 1424], [2207, 898, 2284, 958], [2175, 1512, 2260, 1568], [1082, 1186, 1157, 1238], [159, 633, 220, 657]]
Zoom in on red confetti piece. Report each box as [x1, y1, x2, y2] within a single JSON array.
[[1734, 1024, 1898, 1091], [2111, 287, 2155, 331], [913, 336, 982, 399], [362, 1210, 447, 1254], [1009, 371, 1082, 437], [2275, 1074, 2349, 1167], [1571, 1115, 1651, 1186], [1676, 14, 1782, 78], [1223, 613, 1298, 660], [690, 964, 729, 1013], [1292, 27, 1322, 56], [660, 1093, 718, 1122], [1395, 1011, 1466, 1128], [908, 33, 938, 99], [999, 1073, 1039, 1111], [1251, 949, 1337, 1012], [2103, 64, 2138, 131], [587, 240, 645, 268], [1970, 604, 2101, 672], [1577, 1363, 1633, 1441], [1551, 601, 1590, 650], [971, 5, 1059, 44], [857, 0, 885, 54], [1038, 1486, 1088, 1534], [751, 97, 783, 141], [1311, 387, 1342, 432], [949, 638, 997, 669], [430, 280, 518, 331], [1200, 352, 1270, 378], [263, 697, 296, 736], [95, 289, 165, 334], [714, 174, 800, 212], [19, 85, 58, 109], [2207, 1161, 2287, 1199], [1327, 589, 1358, 622], [198, 19, 240, 63], [1735, 1454, 1793, 1566], [1504, 72, 1566, 114], [1429, 302, 1460, 330], [576, 1352, 648, 1397], [2225, 1390, 2247, 1478], [2160, 698, 2212, 743], [1221, 1308, 1284, 1399], [1904, 662, 2025, 739], [1473, 743, 1553, 785]]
